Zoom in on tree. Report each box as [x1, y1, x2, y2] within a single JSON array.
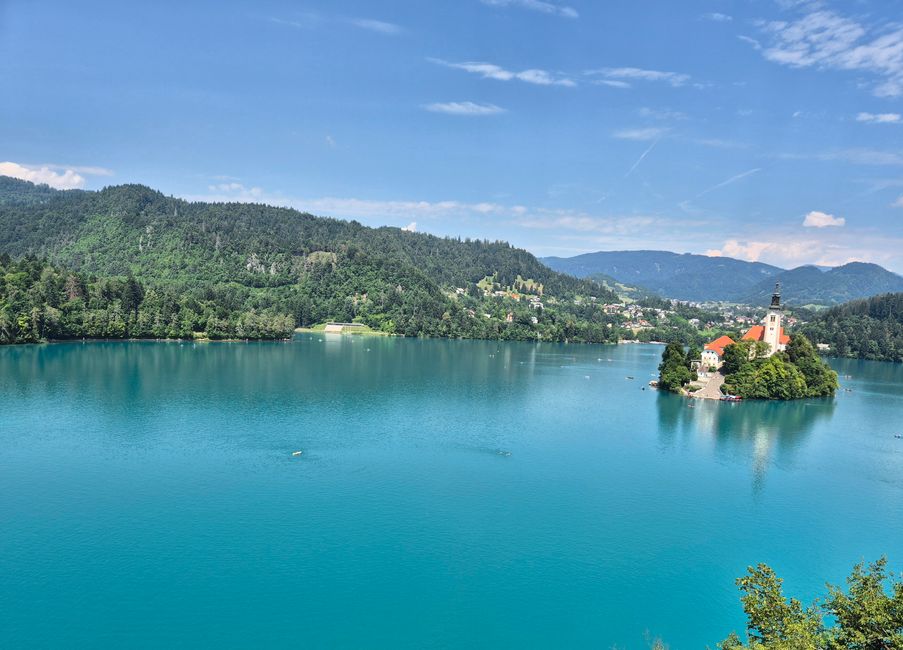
[[720, 559, 903, 649]]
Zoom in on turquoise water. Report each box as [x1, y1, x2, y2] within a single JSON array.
[[2, 335, 902, 648]]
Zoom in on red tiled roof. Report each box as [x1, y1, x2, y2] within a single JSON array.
[[742, 325, 764, 341], [742, 325, 790, 345], [704, 335, 736, 357]]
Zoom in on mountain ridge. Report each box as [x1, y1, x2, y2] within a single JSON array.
[[541, 250, 903, 305]]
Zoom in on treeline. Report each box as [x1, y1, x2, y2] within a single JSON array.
[[0, 256, 294, 343], [721, 335, 838, 399], [801, 292, 903, 362], [717, 557, 903, 649]]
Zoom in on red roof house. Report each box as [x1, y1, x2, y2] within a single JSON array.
[[704, 335, 736, 357]]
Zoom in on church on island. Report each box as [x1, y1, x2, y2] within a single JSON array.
[[701, 284, 790, 370]]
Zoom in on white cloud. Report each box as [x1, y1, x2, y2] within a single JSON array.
[[206, 182, 264, 198], [612, 127, 668, 141], [350, 18, 403, 35], [0, 161, 94, 189], [401, 222, 417, 232], [893, 196, 903, 208], [856, 112, 901, 124], [325, 135, 336, 148], [592, 79, 631, 89], [696, 168, 761, 198], [701, 12, 732, 22], [423, 101, 506, 116], [803, 210, 845, 227], [430, 58, 575, 87], [757, 9, 903, 97], [480, 0, 578, 19], [586, 66, 691, 87], [704, 236, 883, 268]]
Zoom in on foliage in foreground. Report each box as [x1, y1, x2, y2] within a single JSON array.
[[721, 335, 838, 399], [720, 558, 903, 649]]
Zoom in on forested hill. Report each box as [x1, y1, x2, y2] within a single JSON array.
[[739, 263, 903, 306], [0, 176, 621, 343], [800, 293, 903, 362]]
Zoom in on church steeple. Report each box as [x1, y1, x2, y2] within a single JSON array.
[[770, 282, 782, 309], [763, 282, 784, 355]]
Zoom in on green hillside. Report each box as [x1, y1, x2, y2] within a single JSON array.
[[0, 177, 622, 344], [800, 293, 903, 361]]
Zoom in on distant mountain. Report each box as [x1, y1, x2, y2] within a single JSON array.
[[542, 250, 903, 305], [739, 263, 903, 306], [541, 250, 781, 302]]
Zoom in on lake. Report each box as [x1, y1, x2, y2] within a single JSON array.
[[2, 335, 902, 648]]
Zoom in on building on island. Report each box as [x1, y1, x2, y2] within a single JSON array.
[[701, 335, 736, 370], [701, 284, 790, 369]]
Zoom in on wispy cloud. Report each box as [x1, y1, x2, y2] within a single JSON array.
[[585, 66, 691, 87], [737, 35, 763, 50], [755, 8, 903, 97], [0, 161, 112, 190], [612, 127, 668, 141], [592, 79, 632, 89], [696, 168, 761, 197], [701, 12, 733, 22], [270, 13, 403, 36], [479, 0, 578, 19], [637, 107, 687, 121], [777, 148, 903, 166], [856, 112, 901, 125], [423, 101, 506, 116], [624, 140, 659, 178], [350, 18, 403, 35], [893, 196, 903, 208], [689, 138, 749, 149], [803, 210, 845, 227], [429, 58, 575, 87]]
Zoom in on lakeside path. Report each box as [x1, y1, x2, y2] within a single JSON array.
[[692, 372, 725, 400]]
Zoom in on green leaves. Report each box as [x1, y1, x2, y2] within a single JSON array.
[[722, 559, 903, 649]]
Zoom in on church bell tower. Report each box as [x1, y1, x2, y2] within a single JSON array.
[[763, 283, 783, 355]]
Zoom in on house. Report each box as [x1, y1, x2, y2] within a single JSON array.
[[702, 335, 736, 369], [505, 312, 514, 323], [741, 283, 789, 356]]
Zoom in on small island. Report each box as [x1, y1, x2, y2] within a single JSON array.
[[659, 284, 838, 400]]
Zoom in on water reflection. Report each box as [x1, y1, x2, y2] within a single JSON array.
[[656, 392, 836, 491]]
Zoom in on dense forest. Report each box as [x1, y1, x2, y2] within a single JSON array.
[[801, 293, 903, 362], [0, 177, 631, 344]]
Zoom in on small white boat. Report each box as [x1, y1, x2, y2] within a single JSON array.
[[292, 450, 303, 457]]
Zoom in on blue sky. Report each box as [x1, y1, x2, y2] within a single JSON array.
[[3, 0, 903, 271]]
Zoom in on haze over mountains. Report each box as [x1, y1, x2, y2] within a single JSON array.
[[542, 251, 903, 305]]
